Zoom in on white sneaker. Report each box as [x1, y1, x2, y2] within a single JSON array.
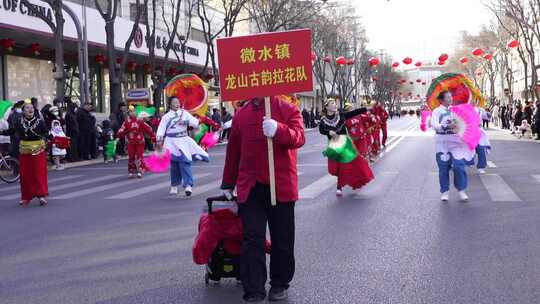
[[137, 172, 142, 178], [336, 189, 343, 197], [440, 192, 449, 202], [458, 191, 469, 202], [55, 165, 65, 171], [128, 173, 136, 179], [169, 186, 178, 195], [185, 185, 192, 197], [478, 169, 486, 174]]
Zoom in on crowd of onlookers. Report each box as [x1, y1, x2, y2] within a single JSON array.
[[488, 100, 540, 140]]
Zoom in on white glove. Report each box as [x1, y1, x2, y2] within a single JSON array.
[[223, 189, 234, 201], [329, 130, 338, 138], [223, 120, 232, 130], [262, 117, 278, 138]]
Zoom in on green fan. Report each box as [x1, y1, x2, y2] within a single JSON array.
[[135, 105, 156, 118], [322, 135, 358, 163], [0, 100, 13, 120]]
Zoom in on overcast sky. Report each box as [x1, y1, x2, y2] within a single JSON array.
[[353, 0, 493, 63]]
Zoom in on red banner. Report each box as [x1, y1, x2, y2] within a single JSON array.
[[217, 29, 313, 101]]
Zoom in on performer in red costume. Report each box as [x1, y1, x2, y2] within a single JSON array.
[[343, 104, 369, 158], [221, 96, 305, 302], [367, 110, 381, 157], [116, 105, 156, 178], [319, 99, 374, 196], [372, 100, 389, 146]]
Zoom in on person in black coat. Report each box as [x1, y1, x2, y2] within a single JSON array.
[[534, 101, 540, 140], [65, 101, 80, 161], [114, 102, 128, 156], [7, 100, 24, 159], [77, 103, 97, 160], [513, 104, 523, 133]]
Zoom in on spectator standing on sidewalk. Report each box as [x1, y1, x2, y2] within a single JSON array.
[[513, 103, 523, 134], [115, 102, 128, 156], [220, 107, 232, 142], [481, 108, 491, 129], [65, 101, 80, 162], [211, 108, 221, 126], [77, 102, 97, 160], [302, 108, 309, 128], [7, 100, 24, 158], [524, 101, 533, 124], [534, 101, 540, 140], [500, 104, 507, 129]]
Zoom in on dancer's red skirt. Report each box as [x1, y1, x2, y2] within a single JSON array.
[[328, 156, 374, 190], [19, 151, 48, 200]]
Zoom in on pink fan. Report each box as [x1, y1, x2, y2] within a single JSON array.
[[450, 103, 481, 150], [145, 149, 171, 173], [200, 132, 219, 149], [420, 110, 432, 132]]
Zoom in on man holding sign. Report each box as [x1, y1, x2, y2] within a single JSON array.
[[218, 29, 312, 302]]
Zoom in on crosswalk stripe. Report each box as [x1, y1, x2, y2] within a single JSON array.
[[0, 175, 83, 193], [479, 174, 521, 202], [0, 174, 124, 201], [487, 161, 497, 168], [299, 174, 336, 199], [52, 173, 166, 199], [106, 173, 211, 199]]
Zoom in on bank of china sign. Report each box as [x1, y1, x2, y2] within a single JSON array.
[[0, 0, 53, 22]]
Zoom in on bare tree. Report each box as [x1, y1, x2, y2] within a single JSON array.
[[246, 0, 324, 33], [20, 0, 65, 100]]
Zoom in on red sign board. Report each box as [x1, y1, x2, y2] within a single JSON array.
[[217, 29, 313, 101]]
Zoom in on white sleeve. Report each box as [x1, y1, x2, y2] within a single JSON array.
[[223, 119, 232, 129], [185, 112, 200, 128], [431, 109, 443, 132], [156, 113, 170, 139]]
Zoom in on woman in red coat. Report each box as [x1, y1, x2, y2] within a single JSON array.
[[319, 99, 374, 196], [221, 96, 305, 302]]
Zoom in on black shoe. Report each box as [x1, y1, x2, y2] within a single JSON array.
[[268, 287, 288, 301], [243, 293, 266, 303]]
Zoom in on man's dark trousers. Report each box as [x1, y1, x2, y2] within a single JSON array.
[[238, 183, 295, 297]]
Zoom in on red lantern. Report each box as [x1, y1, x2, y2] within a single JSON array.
[[167, 67, 177, 75], [409, 81, 414, 85], [336, 56, 347, 65], [127, 61, 137, 71], [0, 38, 15, 52], [29, 43, 41, 56], [422, 81, 427, 86], [372, 76, 378, 81], [459, 57, 469, 64], [311, 51, 317, 61], [400, 79, 407, 83], [472, 48, 484, 56], [323, 56, 332, 63], [476, 71, 483, 76], [346, 59, 355, 65], [392, 62, 400, 68], [416, 79, 421, 83], [205, 74, 214, 81], [437, 61, 445, 66], [438, 53, 449, 62], [414, 61, 422, 67], [483, 53, 493, 61], [116, 57, 123, 65], [143, 63, 151, 73], [507, 39, 519, 48], [95, 54, 106, 65], [403, 57, 413, 65], [368, 57, 380, 67]]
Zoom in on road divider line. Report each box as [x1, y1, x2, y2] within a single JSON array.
[[0, 175, 84, 193], [106, 173, 211, 199], [0, 174, 124, 201], [52, 174, 166, 200], [479, 174, 521, 202], [299, 175, 336, 199]]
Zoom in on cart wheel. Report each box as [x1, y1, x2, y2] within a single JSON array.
[[205, 273, 210, 285]]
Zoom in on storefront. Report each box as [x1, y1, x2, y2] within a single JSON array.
[[0, 0, 211, 115]]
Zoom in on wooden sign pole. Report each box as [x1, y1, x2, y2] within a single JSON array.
[[264, 96, 277, 206]]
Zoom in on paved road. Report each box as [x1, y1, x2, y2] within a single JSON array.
[[2, 117, 540, 304]]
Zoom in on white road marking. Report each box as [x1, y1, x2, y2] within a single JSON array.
[[479, 174, 521, 202], [105, 173, 212, 199], [533, 175, 540, 184], [51, 173, 166, 199], [0, 175, 83, 193], [0, 174, 124, 201], [487, 161, 497, 168], [299, 174, 336, 199]]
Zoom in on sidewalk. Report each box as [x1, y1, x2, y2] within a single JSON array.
[[485, 126, 540, 143]]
